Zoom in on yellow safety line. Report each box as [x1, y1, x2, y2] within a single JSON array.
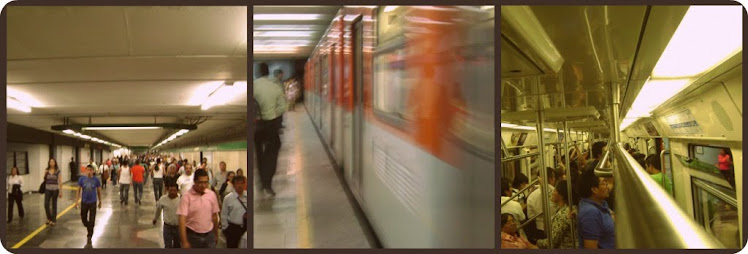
[[296, 117, 312, 248], [11, 198, 81, 249]]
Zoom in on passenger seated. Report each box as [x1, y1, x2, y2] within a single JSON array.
[[645, 154, 673, 195], [501, 213, 538, 249], [536, 180, 578, 249], [576, 169, 615, 249]]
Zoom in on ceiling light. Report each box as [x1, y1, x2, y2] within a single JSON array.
[[80, 135, 92, 140], [384, 6, 399, 12], [187, 81, 224, 106], [254, 25, 320, 31], [82, 126, 162, 130], [7, 88, 43, 107], [652, 6, 742, 78], [626, 79, 691, 118], [253, 31, 315, 37], [73, 133, 82, 137], [253, 14, 324, 21], [7, 97, 31, 113], [63, 129, 74, 134], [201, 82, 247, 110]]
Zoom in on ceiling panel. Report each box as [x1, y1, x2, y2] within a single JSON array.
[[253, 5, 340, 59]]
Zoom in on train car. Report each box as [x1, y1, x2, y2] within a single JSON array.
[[304, 6, 495, 248], [500, 5, 741, 249]]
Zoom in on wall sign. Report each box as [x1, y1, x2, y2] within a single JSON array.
[[665, 109, 703, 135]]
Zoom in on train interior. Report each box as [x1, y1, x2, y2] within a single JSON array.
[[254, 5, 494, 248], [5, 6, 248, 248], [501, 5, 742, 249]]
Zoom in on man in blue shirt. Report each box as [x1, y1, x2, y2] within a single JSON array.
[[76, 165, 102, 248], [576, 169, 615, 249]]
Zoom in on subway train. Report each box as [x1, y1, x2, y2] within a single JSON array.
[[304, 6, 495, 248], [500, 5, 742, 249]]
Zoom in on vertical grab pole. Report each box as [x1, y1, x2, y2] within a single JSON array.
[[536, 78, 553, 247], [563, 121, 577, 247]]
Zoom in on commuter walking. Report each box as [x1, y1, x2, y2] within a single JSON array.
[[7, 167, 24, 223], [178, 169, 220, 248], [154, 181, 181, 248], [75, 165, 102, 248], [43, 158, 63, 226], [131, 160, 146, 205], [118, 161, 132, 205], [221, 176, 247, 248], [254, 62, 286, 197]]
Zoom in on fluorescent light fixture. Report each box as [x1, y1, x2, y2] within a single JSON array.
[[626, 79, 690, 118], [201, 82, 247, 110], [74, 133, 82, 137], [652, 6, 742, 78], [501, 6, 564, 73], [7, 88, 43, 107], [384, 6, 399, 12], [347, 5, 377, 8], [254, 25, 320, 31], [481, 6, 495, 10], [253, 31, 315, 37], [7, 97, 31, 113], [80, 135, 92, 140], [254, 14, 324, 21], [187, 81, 223, 106], [82, 126, 162, 130], [63, 129, 74, 134], [253, 40, 315, 46], [91, 138, 100, 142]]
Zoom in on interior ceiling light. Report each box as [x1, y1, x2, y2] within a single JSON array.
[[652, 6, 742, 78], [253, 31, 315, 37], [254, 25, 320, 31], [201, 81, 248, 110], [63, 129, 74, 134], [187, 81, 224, 106], [7, 97, 31, 113], [253, 14, 324, 21], [384, 6, 399, 12], [82, 126, 162, 130]]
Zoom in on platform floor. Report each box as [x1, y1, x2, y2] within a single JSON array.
[[4, 179, 228, 248], [253, 109, 372, 248]]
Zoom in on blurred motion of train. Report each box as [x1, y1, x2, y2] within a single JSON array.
[[501, 5, 742, 249], [303, 6, 495, 248]]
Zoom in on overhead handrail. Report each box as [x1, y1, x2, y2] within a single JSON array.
[[594, 147, 613, 178], [501, 178, 540, 207], [501, 152, 539, 163], [517, 213, 542, 230], [609, 143, 724, 248], [660, 149, 669, 174]]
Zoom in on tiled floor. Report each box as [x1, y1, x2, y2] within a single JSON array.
[[5, 179, 228, 248], [253, 109, 372, 248]]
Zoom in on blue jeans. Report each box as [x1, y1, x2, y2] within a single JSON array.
[[44, 189, 59, 222], [119, 184, 130, 203], [152, 178, 163, 201], [133, 183, 143, 202], [163, 224, 181, 248], [187, 228, 216, 248]]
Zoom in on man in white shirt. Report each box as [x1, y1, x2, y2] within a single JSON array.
[[255, 63, 286, 197], [526, 167, 559, 238], [500, 178, 525, 223], [176, 164, 195, 196], [153, 181, 182, 248]]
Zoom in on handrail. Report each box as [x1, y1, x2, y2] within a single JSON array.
[[594, 148, 613, 178], [501, 178, 540, 207], [610, 143, 724, 248], [501, 152, 539, 163], [660, 149, 669, 174], [517, 213, 542, 230]]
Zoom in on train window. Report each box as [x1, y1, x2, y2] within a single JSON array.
[[373, 42, 412, 125], [691, 178, 740, 248], [6, 151, 29, 175], [688, 144, 735, 188]]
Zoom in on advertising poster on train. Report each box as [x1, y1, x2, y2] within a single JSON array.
[[665, 109, 703, 135]]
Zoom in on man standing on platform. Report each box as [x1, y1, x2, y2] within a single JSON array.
[[254, 62, 286, 197]]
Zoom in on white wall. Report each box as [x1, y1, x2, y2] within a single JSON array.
[[212, 150, 248, 174], [7, 143, 50, 193], [55, 145, 74, 184]]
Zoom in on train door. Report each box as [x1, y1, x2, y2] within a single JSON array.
[[351, 17, 364, 194], [330, 46, 336, 148]]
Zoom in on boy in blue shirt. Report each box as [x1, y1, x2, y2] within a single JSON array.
[[76, 165, 102, 248], [577, 169, 615, 249]]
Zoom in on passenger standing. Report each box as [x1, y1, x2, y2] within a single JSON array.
[[576, 169, 615, 249], [500, 178, 525, 223], [177, 164, 195, 196], [717, 148, 735, 188], [131, 160, 146, 205], [511, 173, 529, 207], [255, 62, 287, 197], [43, 158, 62, 226], [583, 142, 608, 173], [221, 176, 247, 248], [111, 159, 118, 187], [100, 163, 110, 189], [69, 157, 77, 182], [177, 169, 220, 248], [7, 167, 24, 223], [219, 172, 236, 199], [536, 180, 578, 249], [153, 161, 165, 202], [213, 162, 228, 192], [153, 181, 181, 248], [75, 165, 102, 248], [118, 161, 132, 205], [236, 168, 244, 177], [526, 167, 559, 240], [645, 155, 673, 195]]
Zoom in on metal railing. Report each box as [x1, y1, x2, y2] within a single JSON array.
[[501, 178, 540, 207], [598, 143, 724, 248]]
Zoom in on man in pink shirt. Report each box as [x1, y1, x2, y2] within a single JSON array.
[[177, 169, 220, 248]]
